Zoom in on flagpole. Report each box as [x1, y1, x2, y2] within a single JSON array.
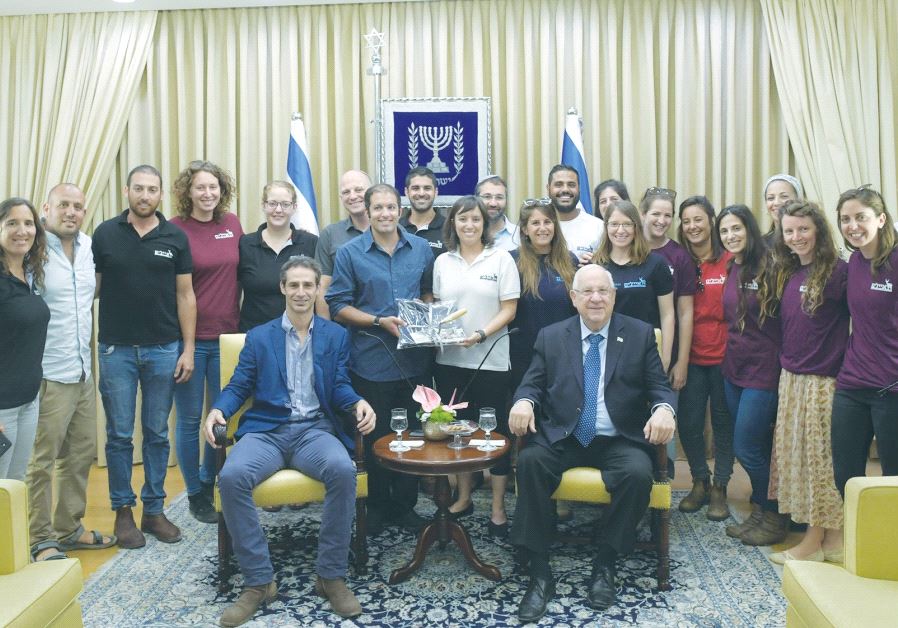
[[364, 29, 386, 183]]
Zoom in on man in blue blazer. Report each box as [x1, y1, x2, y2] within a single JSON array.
[[205, 256, 375, 626], [509, 265, 676, 622]]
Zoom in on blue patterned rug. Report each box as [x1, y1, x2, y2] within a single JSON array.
[[81, 490, 786, 627]]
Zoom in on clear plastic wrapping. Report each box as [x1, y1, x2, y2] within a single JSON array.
[[396, 299, 468, 349]]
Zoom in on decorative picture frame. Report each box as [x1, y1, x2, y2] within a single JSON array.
[[380, 97, 492, 207]]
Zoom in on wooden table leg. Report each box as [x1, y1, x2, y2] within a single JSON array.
[[388, 475, 501, 583]]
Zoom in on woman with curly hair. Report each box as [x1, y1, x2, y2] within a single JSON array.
[[831, 186, 898, 497], [717, 205, 786, 546], [760, 201, 847, 563], [0, 197, 50, 480], [170, 160, 243, 523]]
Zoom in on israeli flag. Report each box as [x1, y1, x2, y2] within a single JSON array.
[[560, 108, 594, 216], [287, 113, 320, 235]]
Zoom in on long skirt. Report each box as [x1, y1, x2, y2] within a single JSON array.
[[773, 370, 843, 528]]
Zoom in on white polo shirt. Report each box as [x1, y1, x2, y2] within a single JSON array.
[[559, 210, 604, 257], [433, 246, 520, 371]]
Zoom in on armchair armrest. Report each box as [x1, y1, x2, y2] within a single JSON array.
[[844, 476, 898, 580], [0, 480, 30, 574]]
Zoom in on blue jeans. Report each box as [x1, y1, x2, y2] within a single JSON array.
[[0, 396, 39, 480], [99, 342, 179, 514], [724, 379, 778, 510], [679, 364, 735, 486], [218, 420, 356, 585], [174, 339, 219, 496]]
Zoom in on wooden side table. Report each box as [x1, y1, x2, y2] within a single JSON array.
[[373, 432, 509, 584]]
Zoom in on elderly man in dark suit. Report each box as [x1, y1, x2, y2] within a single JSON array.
[[509, 264, 676, 622]]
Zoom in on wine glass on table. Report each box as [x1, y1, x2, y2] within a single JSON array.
[[477, 407, 498, 451], [390, 408, 410, 452]]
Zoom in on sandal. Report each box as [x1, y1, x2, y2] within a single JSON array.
[[31, 540, 68, 562], [58, 525, 117, 551]]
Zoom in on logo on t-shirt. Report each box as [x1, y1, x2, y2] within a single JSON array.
[[704, 274, 726, 286], [429, 240, 444, 250], [623, 277, 647, 289], [871, 279, 893, 293], [742, 280, 758, 291], [214, 229, 234, 240], [154, 249, 174, 259], [799, 284, 808, 293], [480, 273, 498, 282], [668, 265, 675, 276]]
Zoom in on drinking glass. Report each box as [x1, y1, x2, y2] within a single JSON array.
[[390, 408, 410, 452], [477, 407, 498, 451]]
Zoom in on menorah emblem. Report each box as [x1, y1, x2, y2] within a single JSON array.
[[419, 125, 453, 174]]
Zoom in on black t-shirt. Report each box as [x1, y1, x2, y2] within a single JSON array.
[[400, 210, 447, 256], [237, 224, 318, 331], [92, 210, 192, 345], [0, 273, 50, 408], [603, 252, 674, 328]]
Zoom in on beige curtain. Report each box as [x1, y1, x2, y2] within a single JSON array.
[[90, 0, 792, 234], [0, 11, 157, 218], [760, 0, 898, 212]]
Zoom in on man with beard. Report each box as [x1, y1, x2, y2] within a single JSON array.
[[400, 166, 446, 256], [476, 175, 518, 251], [91, 164, 196, 549], [547, 164, 604, 261]]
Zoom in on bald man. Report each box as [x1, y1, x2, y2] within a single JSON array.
[[314, 170, 372, 317], [27, 184, 116, 561]]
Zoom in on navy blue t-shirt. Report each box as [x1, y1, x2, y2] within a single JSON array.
[[509, 251, 577, 386], [603, 252, 673, 328]]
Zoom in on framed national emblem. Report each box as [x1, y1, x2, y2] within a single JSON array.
[[380, 97, 492, 206]]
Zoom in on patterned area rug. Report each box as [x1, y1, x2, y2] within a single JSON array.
[[81, 491, 786, 627]]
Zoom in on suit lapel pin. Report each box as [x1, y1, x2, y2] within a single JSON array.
[[616, 336, 624, 342]]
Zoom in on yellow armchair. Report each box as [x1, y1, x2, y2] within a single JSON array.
[[783, 476, 898, 628], [212, 334, 369, 591], [0, 479, 84, 627]]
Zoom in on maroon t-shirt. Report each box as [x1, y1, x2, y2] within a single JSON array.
[[780, 261, 849, 377], [721, 262, 781, 390], [838, 249, 898, 391], [171, 213, 243, 340], [654, 239, 698, 367]]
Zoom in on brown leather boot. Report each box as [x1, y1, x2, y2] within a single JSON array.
[[741, 511, 788, 546], [725, 503, 762, 539], [219, 581, 277, 627], [114, 506, 146, 549], [315, 576, 362, 618], [706, 484, 731, 521], [678, 479, 710, 513], [140, 512, 182, 543]]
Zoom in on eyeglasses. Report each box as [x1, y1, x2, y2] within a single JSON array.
[[644, 187, 677, 201], [572, 288, 613, 299], [521, 197, 552, 208], [607, 221, 635, 231], [478, 194, 506, 202], [264, 200, 296, 210]]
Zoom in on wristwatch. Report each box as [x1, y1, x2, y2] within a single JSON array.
[[476, 329, 487, 344], [373, 315, 381, 327]]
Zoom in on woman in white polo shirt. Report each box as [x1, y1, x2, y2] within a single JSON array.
[[433, 195, 520, 538]]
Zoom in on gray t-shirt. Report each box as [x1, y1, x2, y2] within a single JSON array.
[[315, 217, 365, 276]]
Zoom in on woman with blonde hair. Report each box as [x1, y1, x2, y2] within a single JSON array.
[[509, 198, 577, 391], [759, 201, 847, 563], [0, 197, 50, 480], [592, 200, 674, 370]]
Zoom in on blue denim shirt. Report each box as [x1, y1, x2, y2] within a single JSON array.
[[281, 313, 322, 421], [326, 228, 434, 382]]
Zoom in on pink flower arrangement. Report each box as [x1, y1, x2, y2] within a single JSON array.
[[412, 385, 468, 423]]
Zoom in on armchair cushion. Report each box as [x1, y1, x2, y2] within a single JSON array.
[[214, 468, 368, 510], [551, 466, 671, 509], [0, 479, 83, 628]]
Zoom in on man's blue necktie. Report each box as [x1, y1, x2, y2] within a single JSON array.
[[574, 333, 604, 447]]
